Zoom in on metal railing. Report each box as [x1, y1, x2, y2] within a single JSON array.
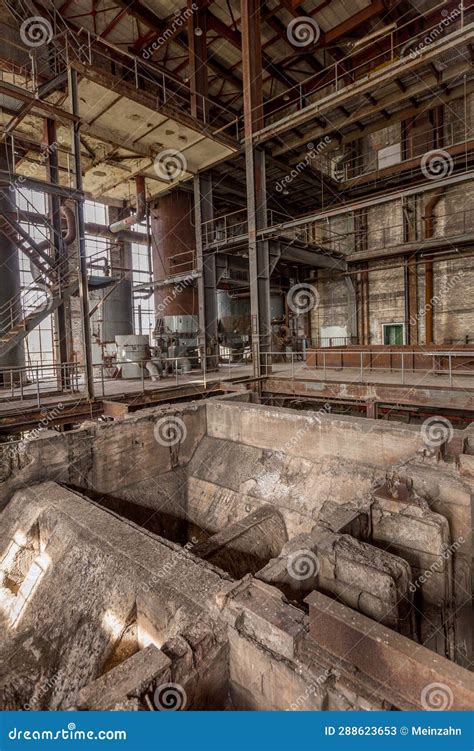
[[317, 337, 357, 348], [2, 345, 473, 408], [0, 253, 79, 343], [79, 38, 240, 140], [4, 133, 76, 189], [202, 208, 293, 249], [336, 123, 466, 183], [297, 348, 474, 388], [2, 2, 240, 141], [202, 203, 473, 255], [259, 2, 472, 130], [0, 361, 81, 405]]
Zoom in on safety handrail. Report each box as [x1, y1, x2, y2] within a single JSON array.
[[258, 3, 472, 128]]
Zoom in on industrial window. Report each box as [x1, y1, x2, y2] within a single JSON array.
[[382, 323, 405, 346], [16, 189, 55, 375], [84, 200, 107, 225], [85, 234, 110, 276], [131, 242, 154, 340]]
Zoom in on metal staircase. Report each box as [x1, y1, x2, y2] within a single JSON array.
[[0, 211, 58, 283], [0, 191, 118, 360], [0, 259, 78, 359], [0, 259, 120, 360]]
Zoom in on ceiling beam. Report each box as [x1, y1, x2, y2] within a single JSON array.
[[319, 0, 386, 47], [206, 11, 298, 90]]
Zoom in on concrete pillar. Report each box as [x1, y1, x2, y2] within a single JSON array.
[[0, 143, 25, 380]]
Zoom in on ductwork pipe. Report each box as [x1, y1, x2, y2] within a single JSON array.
[[109, 175, 146, 233], [61, 205, 76, 245]]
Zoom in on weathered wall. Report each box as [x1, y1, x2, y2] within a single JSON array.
[[309, 167, 473, 345], [186, 437, 379, 539], [0, 402, 206, 510], [205, 400, 432, 467], [0, 483, 229, 710]]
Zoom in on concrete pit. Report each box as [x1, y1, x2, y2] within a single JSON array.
[[0, 399, 473, 710]]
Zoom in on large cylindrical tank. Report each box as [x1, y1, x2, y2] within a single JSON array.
[[115, 334, 149, 379], [0, 145, 25, 380], [102, 279, 134, 343], [151, 190, 198, 333]]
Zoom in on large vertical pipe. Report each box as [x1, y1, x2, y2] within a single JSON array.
[[103, 206, 134, 343], [424, 189, 444, 345], [68, 67, 94, 399], [152, 190, 197, 329], [0, 142, 25, 381]]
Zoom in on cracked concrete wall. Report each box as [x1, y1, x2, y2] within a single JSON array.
[[186, 436, 380, 539], [205, 401, 433, 466], [0, 482, 230, 710], [0, 402, 206, 510]]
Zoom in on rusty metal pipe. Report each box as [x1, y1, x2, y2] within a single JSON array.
[[109, 175, 146, 233]]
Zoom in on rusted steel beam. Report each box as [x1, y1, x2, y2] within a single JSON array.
[[241, 0, 272, 378], [306, 590, 474, 711], [263, 377, 474, 412]]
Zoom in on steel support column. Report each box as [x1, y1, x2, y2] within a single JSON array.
[[187, 0, 208, 122], [194, 175, 218, 368], [45, 118, 70, 387], [68, 68, 94, 399], [241, 0, 272, 377], [188, 3, 218, 369]]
